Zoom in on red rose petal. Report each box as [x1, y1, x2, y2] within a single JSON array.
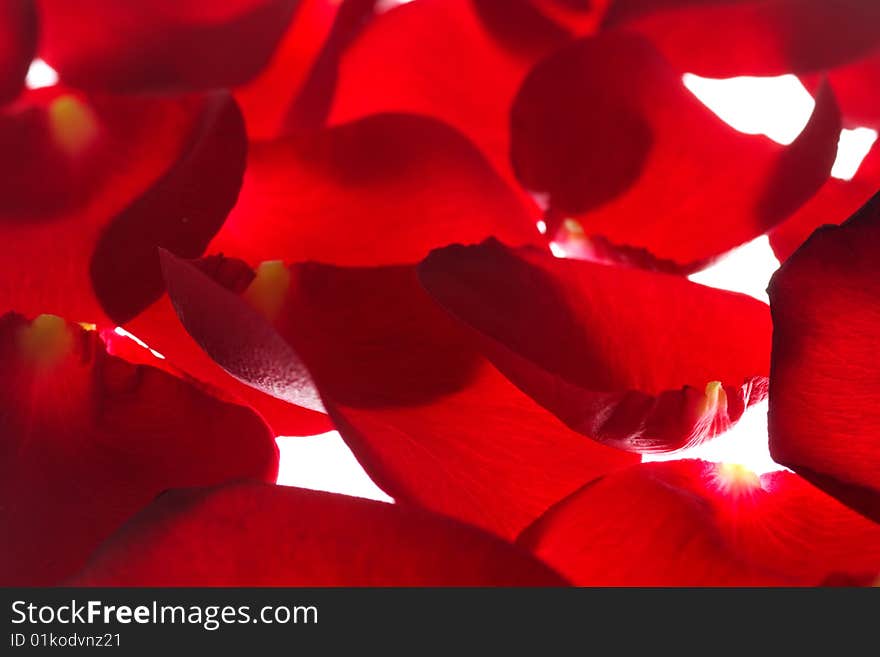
[[208, 113, 540, 267], [602, 0, 880, 77], [0, 0, 37, 104], [825, 51, 880, 129], [0, 313, 278, 586], [37, 0, 300, 92], [71, 483, 566, 586], [768, 191, 880, 521], [520, 460, 880, 586], [419, 240, 771, 452], [161, 252, 638, 539], [0, 89, 246, 325], [510, 33, 841, 268]]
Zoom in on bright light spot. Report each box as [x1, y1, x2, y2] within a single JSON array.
[[276, 431, 393, 503], [113, 326, 166, 360], [25, 58, 59, 90], [375, 0, 415, 13], [688, 235, 780, 303], [549, 241, 567, 258], [643, 400, 786, 476], [683, 73, 815, 145], [831, 127, 878, 180], [536, 220, 548, 235]]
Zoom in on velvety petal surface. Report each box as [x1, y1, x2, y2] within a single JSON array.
[[511, 33, 841, 268], [72, 483, 566, 586], [37, 0, 300, 92], [419, 240, 771, 452], [519, 460, 880, 586], [0, 313, 278, 586], [161, 252, 638, 539], [0, 0, 37, 104], [769, 191, 880, 521]]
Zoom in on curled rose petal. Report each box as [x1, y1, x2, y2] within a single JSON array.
[[161, 252, 638, 539], [0, 89, 246, 325], [71, 483, 566, 586], [510, 33, 841, 268], [36, 0, 300, 92], [602, 0, 880, 77], [769, 191, 880, 521], [418, 239, 770, 452], [519, 460, 880, 586], [0, 0, 37, 104], [0, 313, 278, 586]]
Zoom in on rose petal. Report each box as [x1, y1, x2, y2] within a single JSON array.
[[768, 191, 880, 521], [602, 0, 880, 77], [37, 0, 300, 92], [161, 252, 638, 539], [0, 313, 277, 586], [520, 460, 880, 586], [510, 34, 841, 268], [0, 0, 37, 104], [419, 239, 771, 452], [71, 483, 566, 586]]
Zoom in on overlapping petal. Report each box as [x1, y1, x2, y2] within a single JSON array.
[[510, 33, 841, 268], [36, 0, 300, 92], [519, 460, 880, 586], [602, 0, 880, 77], [71, 483, 566, 586], [160, 251, 638, 539], [0, 0, 36, 104], [0, 89, 246, 325], [769, 192, 880, 521], [0, 313, 278, 586], [419, 240, 770, 452]]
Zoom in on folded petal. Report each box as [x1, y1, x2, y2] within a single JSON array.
[[161, 252, 638, 539], [208, 113, 540, 267], [0, 0, 37, 104], [768, 191, 880, 521], [510, 34, 841, 268], [0, 89, 246, 325], [519, 460, 880, 586], [0, 313, 278, 586], [37, 0, 299, 92], [72, 483, 566, 586], [419, 240, 771, 452], [602, 0, 880, 77]]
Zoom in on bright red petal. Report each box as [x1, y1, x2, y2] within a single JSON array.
[[161, 252, 638, 539], [0, 89, 245, 325], [0, 313, 278, 586], [419, 240, 770, 452], [0, 0, 36, 104], [602, 0, 880, 77], [520, 460, 880, 586], [71, 483, 566, 586], [208, 114, 540, 267], [510, 34, 841, 268], [37, 0, 299, 92], [769, 192, 880, 521]]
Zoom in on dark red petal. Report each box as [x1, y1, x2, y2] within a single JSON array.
[[769, 191, 880, 521], [0, 313, 277, 586], [419, 240, 771, 452], [0, 89, 246, 325], [161, 252, 638, 539], [825, 51, 880, 129], [520, 460, 880, 586], [510, 34, 841, 268], [602, 0, 880, 77], [37, 0, 299, 92], [208, 114, 540, 267], [71, 483, 566, 586], [0, 0, 37, 104]]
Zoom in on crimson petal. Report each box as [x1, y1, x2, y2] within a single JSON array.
[[160, 252, 638, 539], [37, 0, 300, 92], [419, 240, 770, 452], [520, 460, 880, 586], [769, 191, 880, 521], [0, 0, 37, 104], [0, 313, 277, 586], [71, 483, 566, 586], [510, 33, 841, 268]]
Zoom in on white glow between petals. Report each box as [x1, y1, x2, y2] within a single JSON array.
[[25, 59, 59, 90]]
